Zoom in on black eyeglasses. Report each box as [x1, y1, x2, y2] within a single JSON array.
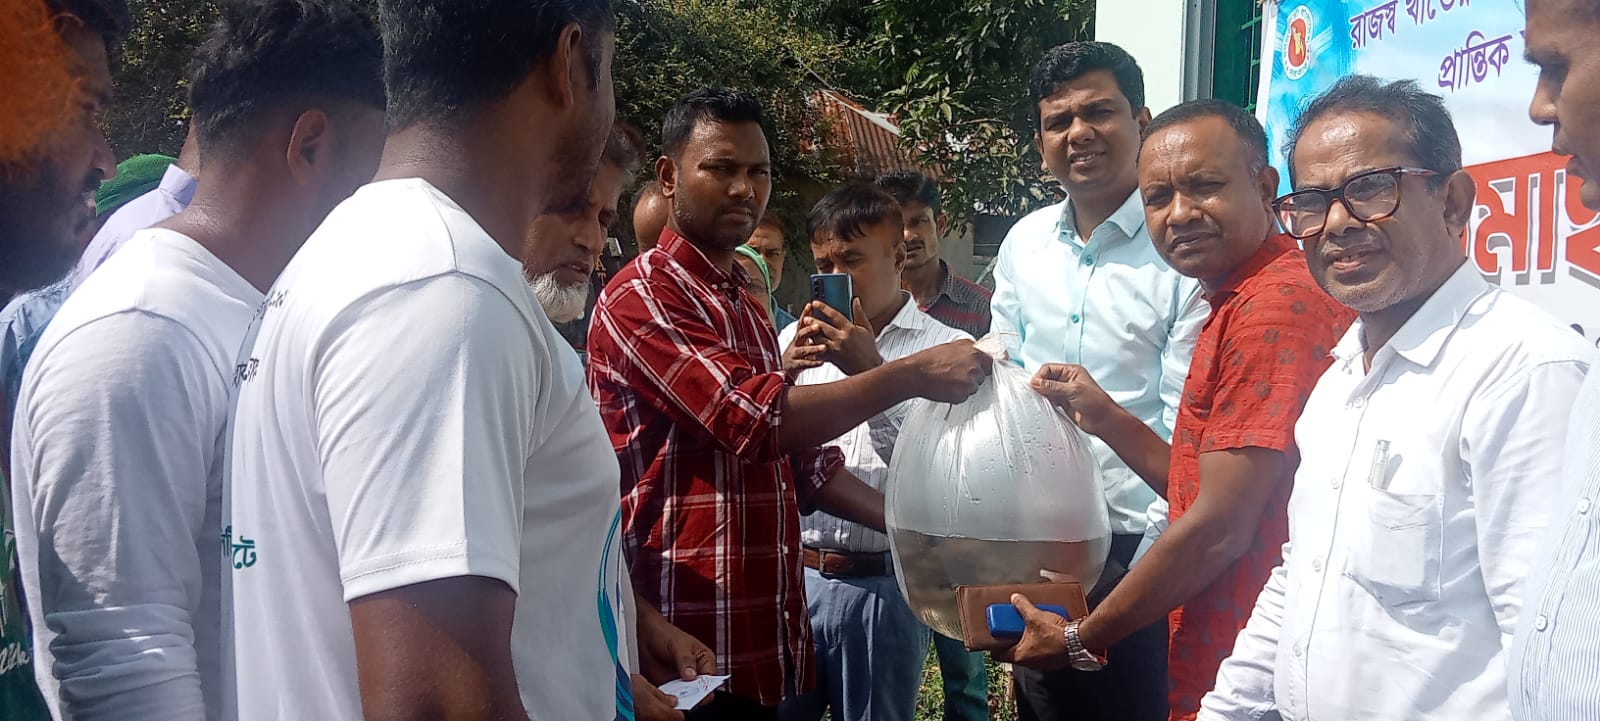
[[1272, 167, 1438, 240]]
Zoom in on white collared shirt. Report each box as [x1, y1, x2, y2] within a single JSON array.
[[778, 293, 972, 553], [1199, 262, 1590, 721], [990, 190, 1207, 535]]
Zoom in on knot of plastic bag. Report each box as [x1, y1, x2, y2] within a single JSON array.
[[972, 333, 1014, 364]]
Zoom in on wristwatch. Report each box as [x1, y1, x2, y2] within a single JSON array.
[[1064, 619, 1107, 672]]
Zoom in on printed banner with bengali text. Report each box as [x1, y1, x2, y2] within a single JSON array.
[[1256, 0, 1600, 337]]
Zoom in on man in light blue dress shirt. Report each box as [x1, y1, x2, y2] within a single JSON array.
[[1511, 2, 1600, 719], [992, 41, 1207, 721]]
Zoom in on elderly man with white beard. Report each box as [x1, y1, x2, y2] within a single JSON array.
[[526, 123, 642, 322]]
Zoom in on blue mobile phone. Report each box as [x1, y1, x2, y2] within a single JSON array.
[[810, 272, 854, 322], [986, 603, 1070, 638]]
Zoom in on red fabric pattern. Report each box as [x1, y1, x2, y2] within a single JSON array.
[[586, 230, 842, 705], [1165, 234, 1356, 720]]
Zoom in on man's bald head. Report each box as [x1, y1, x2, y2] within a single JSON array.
[[632, 180, 670, 252]]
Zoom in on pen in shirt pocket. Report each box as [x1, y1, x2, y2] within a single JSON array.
[[1367, 439, 1392, 490]]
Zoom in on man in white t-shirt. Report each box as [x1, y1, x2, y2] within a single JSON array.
[[8, 3, 385, 720], [226, 3, 654, 721]]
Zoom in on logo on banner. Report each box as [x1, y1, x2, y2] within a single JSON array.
[[1285, 5, 1313, 80]]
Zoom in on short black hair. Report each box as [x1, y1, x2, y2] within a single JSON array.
[[1285, 75, 1461, 187], [807, 181, 902, 244], [187, 0, 383, 156], [1028, 41, 1145, 129], [603, 121, 644, 175], [1143, 98, 1269, 174], [46, 0, 131, 54], [875, 171, 942, 217], [660, 87, 765, 159], [380, 0, 614, 131]]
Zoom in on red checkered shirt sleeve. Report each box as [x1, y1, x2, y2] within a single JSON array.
[[587, 271, 788, 461], [791, 444, 846, 514], [585, 241, 819, 704]]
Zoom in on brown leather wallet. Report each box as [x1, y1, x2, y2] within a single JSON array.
[[954, 581, 1090, 651]]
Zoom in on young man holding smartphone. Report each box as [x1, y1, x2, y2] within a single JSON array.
[[776, 182, 975, 721]]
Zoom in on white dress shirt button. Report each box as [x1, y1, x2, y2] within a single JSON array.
[[1311, 558, 1323, 572], [1535, 614, 1549, 632], [1351, 397, 1365, 409], [1580, 498, 1592, 515]]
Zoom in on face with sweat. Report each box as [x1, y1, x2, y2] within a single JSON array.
[[663, 118, 772, 252], [1036, 69, 1149, 203], [1140, 115, 1279, 286], [525, 161, 626, 322]]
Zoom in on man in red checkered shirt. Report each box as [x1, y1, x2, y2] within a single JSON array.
[[586, 88, 994, 720], [997, 100, 1354, 721]]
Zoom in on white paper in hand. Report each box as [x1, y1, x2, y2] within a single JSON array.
[[658, 674, 731, 711]]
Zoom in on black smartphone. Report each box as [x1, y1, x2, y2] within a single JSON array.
[[810, 272, 853, 322]]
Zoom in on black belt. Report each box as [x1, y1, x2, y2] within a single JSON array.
[[802, 546, 893, 578]]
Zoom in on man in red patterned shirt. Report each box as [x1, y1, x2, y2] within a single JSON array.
[[586, 88, 993, 720], [997, 99, 1354, 720]]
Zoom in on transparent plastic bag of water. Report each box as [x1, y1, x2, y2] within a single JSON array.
[[886, 336, 1110, 639]]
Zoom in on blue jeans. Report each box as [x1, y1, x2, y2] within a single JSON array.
[[779, 567, 929, 721], [932, 634, 989, 721]]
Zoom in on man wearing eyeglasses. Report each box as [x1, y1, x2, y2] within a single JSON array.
[[1196, 75, 1590, 721], [994, 99, 1353, 721]]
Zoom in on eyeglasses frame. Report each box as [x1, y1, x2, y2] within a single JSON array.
[[1271, 166, 1441, 240]]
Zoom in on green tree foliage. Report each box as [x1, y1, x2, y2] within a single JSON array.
[[862, 0, 1096, 224], [106, 0, 217, 157], [103, 0, 1095, 227], [612, 0, 852, 225]]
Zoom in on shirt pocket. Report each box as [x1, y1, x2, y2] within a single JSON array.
[[1351, 484, 1444, 609]]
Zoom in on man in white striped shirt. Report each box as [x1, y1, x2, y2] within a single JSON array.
[[1511, 3, 1600, 719], [777, 182, 972, 721]]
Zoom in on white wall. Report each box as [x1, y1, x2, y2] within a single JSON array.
[[1095, 0, 1199, 114]]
